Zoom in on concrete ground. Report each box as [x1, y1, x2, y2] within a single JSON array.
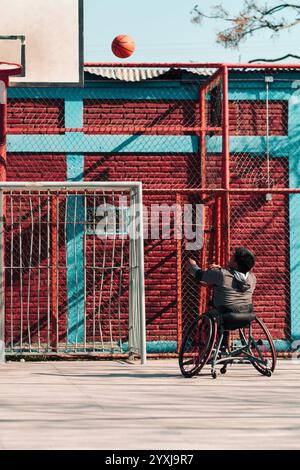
[[0, 359, 299, 450]]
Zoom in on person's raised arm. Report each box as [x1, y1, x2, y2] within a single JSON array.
[[188, 258, 223, 286]]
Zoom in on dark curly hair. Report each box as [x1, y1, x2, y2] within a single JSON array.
[[234, 247, 255, 274]]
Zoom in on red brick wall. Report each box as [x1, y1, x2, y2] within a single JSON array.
[[5, 94, 290, 350], [4, 194, 68, 349], [7, 98, 288, 136], [229, 100, 288, 136], [231, 193, 289, 339], [6, 153, 66, 181], [84, 153, 289, 343], [5, 154, 67, 350], [83, 99, 288, 135], [83, 153, 200, 188], [7, 99, 64, 133]]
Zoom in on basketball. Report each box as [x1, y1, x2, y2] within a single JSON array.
[[111, 35, 135, 58]]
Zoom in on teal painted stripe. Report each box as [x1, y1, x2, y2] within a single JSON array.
[[121, 341, 177, 354], [8, 84, 293, 101], [8, 85, 199, 100], [122, 340, 291, 353], [207, 135, 289, 156], [228, 83, 293, 101], [7, 133, 199, 153], [7, 133, 290, 156], [66, 154, 85, 344], [288, 90, 300, 341], [64, 100, 83, 128]]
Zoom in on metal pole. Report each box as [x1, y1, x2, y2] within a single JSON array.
[[222, 65, 231, 264], [0, 77, 8, 360], [136, 184, 146, 365], [216, 196, 222, 265], [199, 86, 207, 314], [51, 194, 58, 351], [84, 61, 300, 69], [265, 76, 273, 193], [176, 193, 182, 353], [0, 78, 8, 183], [0, 190, 5, 362]]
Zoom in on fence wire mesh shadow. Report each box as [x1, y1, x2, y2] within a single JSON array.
[[0, 183, 146, 361], [4, 64, 300, 358]]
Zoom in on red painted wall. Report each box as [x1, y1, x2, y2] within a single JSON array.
[[5, 96, 289, 350], [83, 99, 287, 135], [7, 99, 64, 133]]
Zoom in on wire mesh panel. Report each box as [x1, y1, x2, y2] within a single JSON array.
[[230, 191, 291, 350], [0, 183, 146, 360], [229, 75, 289, 191], [175, 189, 300, 356], [6, 67, 222, 190], [4, 63, 300, 358]]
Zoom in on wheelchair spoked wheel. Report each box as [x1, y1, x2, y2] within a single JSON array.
[[239, 317, 276, 376], [179, 315, 216, 378]]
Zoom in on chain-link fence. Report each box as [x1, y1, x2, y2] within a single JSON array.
[[0, 182, 146, 361], [4, 64, 300, 357]]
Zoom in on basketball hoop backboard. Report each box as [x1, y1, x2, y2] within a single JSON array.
[[0, 0, 83, 86]]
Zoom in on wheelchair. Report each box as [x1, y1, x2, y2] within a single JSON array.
[[179, 310, 276, 379]]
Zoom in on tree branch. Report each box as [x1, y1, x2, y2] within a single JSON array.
[[248, 53, 300, 63], [261, 3, 300, 16], [191, 1, 300, 48]]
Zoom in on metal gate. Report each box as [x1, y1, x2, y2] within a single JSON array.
[[0, 182, 146, 362]]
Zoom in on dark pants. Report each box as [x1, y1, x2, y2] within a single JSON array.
[[208, 304, 254, 350]]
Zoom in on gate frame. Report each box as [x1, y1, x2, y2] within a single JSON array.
[[0, 181, 147, 364]]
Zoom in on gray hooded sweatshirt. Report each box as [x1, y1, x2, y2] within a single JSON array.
[[190, 265, 256, 310]]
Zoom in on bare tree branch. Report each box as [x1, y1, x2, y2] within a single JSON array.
[[248, 53, 300, 62], [191, 1, 300, 49]]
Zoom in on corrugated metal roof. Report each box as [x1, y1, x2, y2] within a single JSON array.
[[84, 66, 215, 82], [84, 65, 300, 82]]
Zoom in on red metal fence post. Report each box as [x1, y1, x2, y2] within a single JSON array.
[[221, 65, 231, 265], [176, 193, 183, 353], [199, 86, 208, 313]]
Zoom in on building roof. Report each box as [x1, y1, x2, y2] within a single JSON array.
[[84, 66, 215, 82], [84, 64, 300, 82]]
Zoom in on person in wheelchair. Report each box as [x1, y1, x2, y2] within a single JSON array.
[[181, 247, 276, 377], [188, 247, 256, 348]]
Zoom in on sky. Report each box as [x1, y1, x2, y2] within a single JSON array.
[[84, 0, 300, 64]]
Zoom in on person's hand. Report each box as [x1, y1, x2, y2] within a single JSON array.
[[188, 258, 197, 267], [209, 263, 221, 269]]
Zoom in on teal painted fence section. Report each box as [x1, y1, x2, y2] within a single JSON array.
[[122, 339, 291, 354], [64, 100, 83, 128], [7, 134, 289, 156], [8, 83, 293, 101], [288, 89, 300, 341], [66, 155, 85, 344], [207, 135, 289, 156], [7, 133, 199, 153]]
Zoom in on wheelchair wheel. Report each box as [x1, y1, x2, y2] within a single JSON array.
[[179, 314, 216, 378], [239, 317, 276, 376]]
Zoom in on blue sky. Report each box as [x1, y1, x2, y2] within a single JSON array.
[[84, 0, 300, 63]]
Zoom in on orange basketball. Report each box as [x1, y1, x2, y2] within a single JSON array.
[[111, 35, 135, 59]]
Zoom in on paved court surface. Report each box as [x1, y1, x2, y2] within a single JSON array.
[[0, 359, 299, 450]]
